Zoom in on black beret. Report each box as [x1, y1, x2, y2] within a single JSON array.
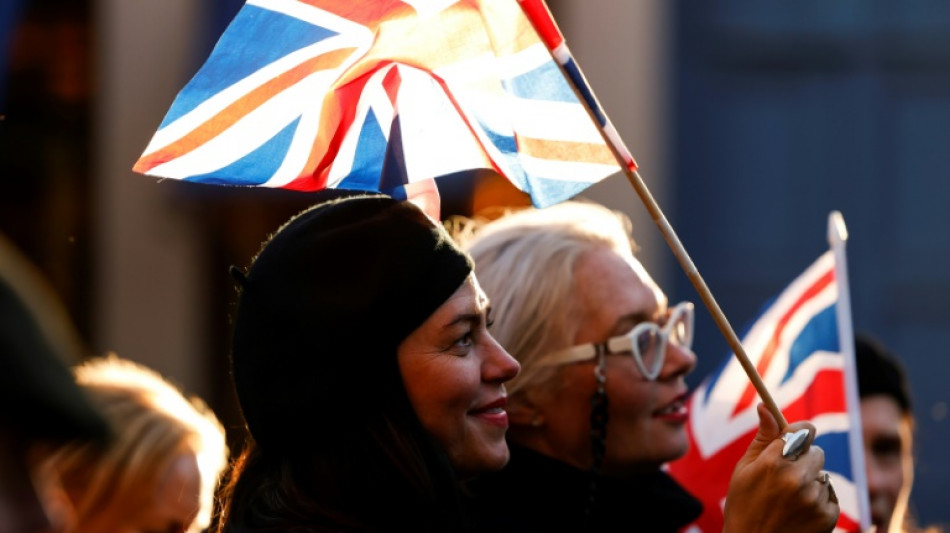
[[231, 194, 473, 452]]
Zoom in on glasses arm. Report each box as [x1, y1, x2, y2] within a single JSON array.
[[537, 343, 600, 367]]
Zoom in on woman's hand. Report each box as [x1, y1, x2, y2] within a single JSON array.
[[722, 403, 840, 533]]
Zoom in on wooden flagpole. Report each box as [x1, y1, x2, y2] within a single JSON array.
[[517, 0, 788, 429]]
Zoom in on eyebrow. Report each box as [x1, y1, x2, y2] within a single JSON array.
[[610, 311, 656, 336], [443, 295, 490, 329], [445, 312, 483, 329]]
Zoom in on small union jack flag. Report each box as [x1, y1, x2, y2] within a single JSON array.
[[133, 0, 619, 218], [668, 248, 869, 533]]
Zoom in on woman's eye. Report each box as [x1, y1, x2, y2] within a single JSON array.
[[452, 330, 474, 351]]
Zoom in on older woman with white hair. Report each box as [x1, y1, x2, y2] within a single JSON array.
[[457, 200, 839, 533]]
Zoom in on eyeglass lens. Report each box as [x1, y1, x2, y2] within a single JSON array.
[[634, 308, 691, 371]]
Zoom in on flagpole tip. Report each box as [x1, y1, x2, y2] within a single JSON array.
[[828, 210, 848, 245]]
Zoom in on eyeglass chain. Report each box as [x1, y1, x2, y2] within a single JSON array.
[[585, 348, 609, 521]]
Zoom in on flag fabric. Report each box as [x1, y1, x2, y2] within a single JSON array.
[[517, 0, 638, 174], [133, 0, 619, 219], [667, 250, 867, 533]]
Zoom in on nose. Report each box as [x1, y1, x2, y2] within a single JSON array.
[[865, 456, 891, 528], [658, 341, 696, 381], [864, 454, 894, 497], [483, 332, 520, 383], [866, 457, 883, 492]]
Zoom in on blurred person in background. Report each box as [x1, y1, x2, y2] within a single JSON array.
[[0, 233, 112, 533], [855, 333, 942, 533], [45, 354, 228, 533]]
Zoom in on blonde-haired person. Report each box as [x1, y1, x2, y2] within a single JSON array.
[[46, 354, 228, 533], [456, 200, 839, 532]]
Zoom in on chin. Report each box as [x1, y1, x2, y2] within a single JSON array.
[[658, 428, 690, 462], [606, 429, 690, 472], [479, 444, 511, 472], [605, 447, 688, 475], [654, 437, 690, 465], [671, 438, 690, 460], [642, 448, 687, 468], [455, 443, 510, 479]]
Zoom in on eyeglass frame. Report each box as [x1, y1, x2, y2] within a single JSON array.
[[536, 301, 695, 381]]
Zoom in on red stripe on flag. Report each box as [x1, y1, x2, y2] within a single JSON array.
[[382, 66, 401, 105], [133, 47, 357, 174], [731, 267, 835, 415], [291, 60, 501, 193], [288, 60, 382, 191], [516, 0, 564, 51], [835, 511, 861, 532], [780, 368, 847, 421]]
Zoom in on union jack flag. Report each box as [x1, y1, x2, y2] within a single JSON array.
[[133, 0, 619, 219], [667, 248, 870, 533]]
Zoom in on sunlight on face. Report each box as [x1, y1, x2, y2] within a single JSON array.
[[532, 246, 696, 474], [73, 451, 202, 533], [397, 274, 520, 479]]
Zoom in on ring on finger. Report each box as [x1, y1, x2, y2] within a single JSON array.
[[780, 428, 810, 460]]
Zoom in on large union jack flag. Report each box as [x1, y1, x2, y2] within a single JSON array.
[[667, 248, 870, 533], [133, 0, 619, 218]]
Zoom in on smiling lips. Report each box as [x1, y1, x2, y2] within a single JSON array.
[[471, 397, 509, 428], [654, 393, 689, 422]]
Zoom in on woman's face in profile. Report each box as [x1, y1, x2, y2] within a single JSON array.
[[397, 274, 521, 479], [533, 246, 696, 474]]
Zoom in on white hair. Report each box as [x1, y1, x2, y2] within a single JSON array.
[[455, 200, 638, 400]]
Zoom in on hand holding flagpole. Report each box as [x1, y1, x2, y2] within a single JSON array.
[[517, 0, 788, 429]]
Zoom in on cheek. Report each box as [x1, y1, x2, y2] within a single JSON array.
[[606, 389, 654, 437], [865, 454, 904, 497], [552, 366, 601, 420], [605, 365, 654, 420], [402, 357, 481, 441], [153, 454, 203, 530], [883, 462, 905, 494]]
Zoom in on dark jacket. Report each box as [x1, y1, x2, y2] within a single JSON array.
[[465, 444, 702, 532]]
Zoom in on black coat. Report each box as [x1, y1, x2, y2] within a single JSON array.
[[465, 444, 703, 532]]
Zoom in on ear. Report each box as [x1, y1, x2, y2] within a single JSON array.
[[508, 400, 544, 428]]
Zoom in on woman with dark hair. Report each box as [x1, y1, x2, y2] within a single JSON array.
[[215, 193, 519, 532]]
